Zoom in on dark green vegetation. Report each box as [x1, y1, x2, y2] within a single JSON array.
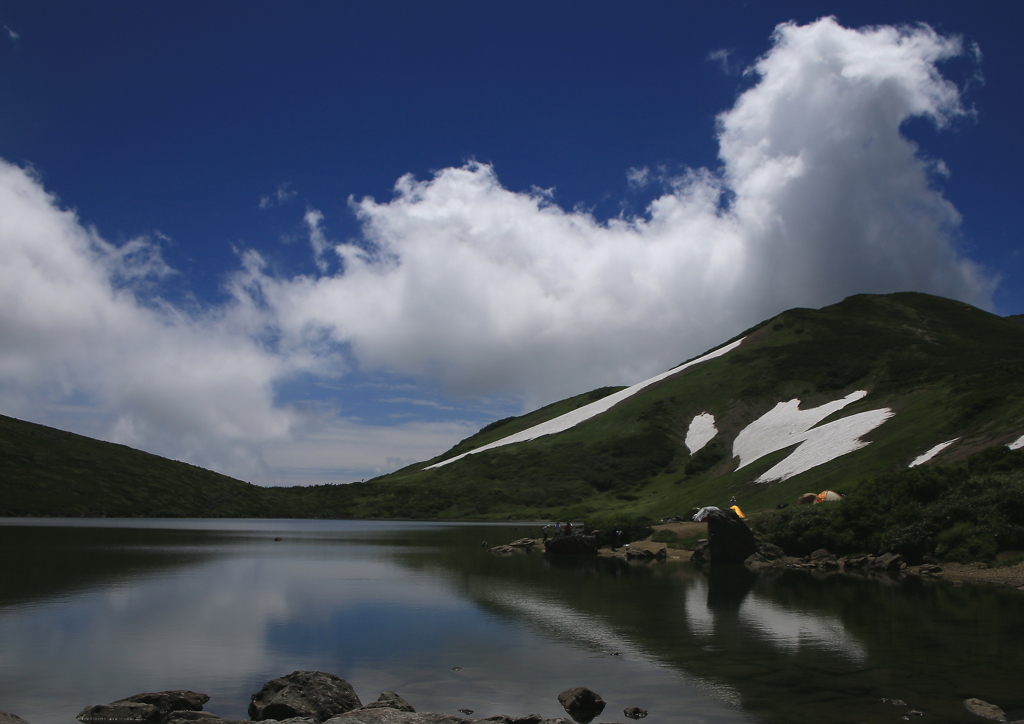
[[750, 446, 1024, 562], [5, 292, 1024, 554], [0, 414, 300, 517]]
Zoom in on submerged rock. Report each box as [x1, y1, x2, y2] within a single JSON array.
[[963, 698, 1007, 722], [249, 671, 362, 722], [556, 688, 605, 724]]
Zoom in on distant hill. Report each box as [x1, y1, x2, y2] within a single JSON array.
[[4, 292, 1024, 522], [0, 415, 301, 517]]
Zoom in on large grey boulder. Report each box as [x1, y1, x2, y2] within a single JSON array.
[[1, 712, 31, 724], [556, 688, 605, 724], [250, 671, 362, 721], [705, 509, 757, 564]]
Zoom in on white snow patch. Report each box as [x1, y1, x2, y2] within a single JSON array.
[[428, 338, 745, 468], [685, 413, 717, 455], [734, 391, 868, 469], [1009, 434, 1024, 451], [754, 408, 894, 482], [909, 438, 960, 467], [732, 391, 894, 483]]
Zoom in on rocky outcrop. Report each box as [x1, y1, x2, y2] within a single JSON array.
[[556, 688, 605, 724], [544, 536, 599, 555], [1, 712, 31, 724], [249, 671, 362, 722], [689, 509, 757, 564]]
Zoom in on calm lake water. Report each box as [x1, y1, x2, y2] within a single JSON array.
[[1, 519, 1023, 724]]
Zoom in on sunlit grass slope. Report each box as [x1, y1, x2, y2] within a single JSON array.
[[341, 292, 1024, 520]]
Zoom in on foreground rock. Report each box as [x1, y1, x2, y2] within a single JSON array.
[[1, 713, 31, 724], [556, 688, 605, 724], [690, 509, 756, 564], [249, 671, 362, 721], [62, 672, 585, 724], [78, 691, 211, 724]]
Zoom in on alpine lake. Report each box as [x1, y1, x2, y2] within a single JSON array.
[[1, 519, 1022, 724]]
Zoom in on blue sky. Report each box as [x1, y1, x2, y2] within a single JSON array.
[[1, 2, 1021, 486]]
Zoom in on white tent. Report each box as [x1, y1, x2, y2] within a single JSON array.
[[692, 506, 720, 522]]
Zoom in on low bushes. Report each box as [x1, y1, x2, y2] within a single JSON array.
[[750, 446, 1024, 563]]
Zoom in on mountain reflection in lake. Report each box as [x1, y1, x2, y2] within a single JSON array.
[[1, 520, 1022, 724]]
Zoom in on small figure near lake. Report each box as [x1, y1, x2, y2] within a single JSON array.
[[542, 524, 549, 542], [565, 520, 573, 536], [554, 521, 562, 536]]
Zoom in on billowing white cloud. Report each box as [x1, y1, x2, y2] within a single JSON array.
[[0, 17, 997, 485], [247, 18, 991, 409]]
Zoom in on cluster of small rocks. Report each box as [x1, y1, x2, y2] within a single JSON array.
[[0, 672, 646, 724], [743, 546, 920, 573]]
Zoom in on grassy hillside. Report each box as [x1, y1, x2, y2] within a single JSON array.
[[0, 415, 299, 517], [339, 292, 1024, 521], [5, 292, 1024, 529]]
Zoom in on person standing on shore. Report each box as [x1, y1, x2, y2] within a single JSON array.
[[542, 524, 549, 542], [565, 520, 573, 536], [554, 522, 561, 537]]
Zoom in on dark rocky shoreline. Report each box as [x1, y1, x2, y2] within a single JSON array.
[[0, 672, 629, 724]]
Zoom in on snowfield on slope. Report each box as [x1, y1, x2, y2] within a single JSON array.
[[427, 338, 745, 469], [732, 391, 894, 483], [909, 438, 960, 467], [685, 413, 718, 454]]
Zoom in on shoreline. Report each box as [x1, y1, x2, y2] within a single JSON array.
[[539, 520, 1024, 592]]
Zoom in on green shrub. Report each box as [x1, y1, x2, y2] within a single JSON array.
[[748, 447, 1024, 563]]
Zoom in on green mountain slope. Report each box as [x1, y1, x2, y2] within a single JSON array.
[[4, 292, 1024, 523], [344, 292, 1024, 520]]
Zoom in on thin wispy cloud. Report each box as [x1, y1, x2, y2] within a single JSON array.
[[707, 48, 737, 74], [259, 182, 296, 209], [0, 18, 994, 483]]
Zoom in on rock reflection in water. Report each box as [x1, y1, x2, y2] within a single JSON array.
[[685, 565, 866, 662]]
